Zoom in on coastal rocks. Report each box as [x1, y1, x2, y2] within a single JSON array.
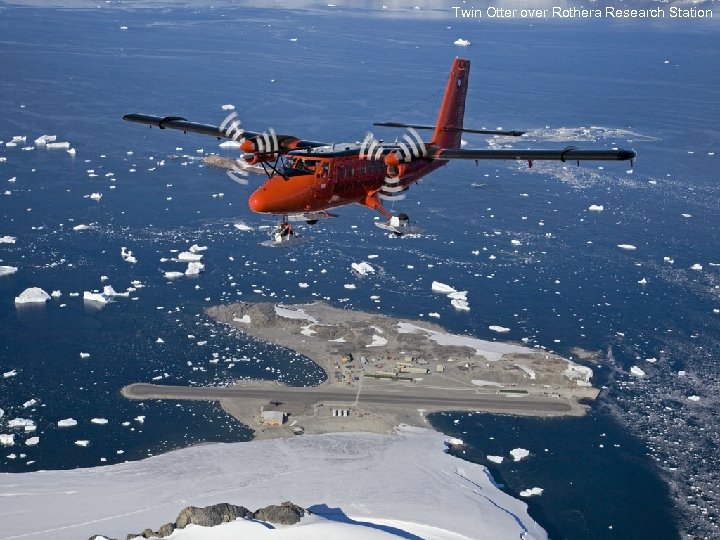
[[253, 501, 306, 525], [175, 503, 253, 528], [104, 502, 309, 540]]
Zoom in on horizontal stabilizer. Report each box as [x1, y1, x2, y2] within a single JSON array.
[[436, 147, 636, 162], [373, 122, 524, 137]]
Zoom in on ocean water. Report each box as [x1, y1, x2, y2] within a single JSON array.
[[1, 2, 718, 538]]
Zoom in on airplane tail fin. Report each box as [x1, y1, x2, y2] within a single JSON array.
[[431, 58, 470, 150]]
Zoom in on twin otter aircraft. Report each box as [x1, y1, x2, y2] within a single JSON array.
[[124, 58, 635, 243]]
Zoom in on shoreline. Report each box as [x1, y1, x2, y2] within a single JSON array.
[[123, 301, 600, 440]]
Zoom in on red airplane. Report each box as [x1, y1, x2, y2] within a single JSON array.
[[124, 58, 635, 241]]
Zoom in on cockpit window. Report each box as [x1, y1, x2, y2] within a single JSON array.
[[283, 158, 318, 177]]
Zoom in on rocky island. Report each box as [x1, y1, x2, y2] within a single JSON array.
[[123, 302, 599, 439]]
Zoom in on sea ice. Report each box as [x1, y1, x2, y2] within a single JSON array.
[[454, 38, 470, 46], [75, 440, 90, 447], [510, 448, 530, 461], [617, 244, 637, 251], [343, 284, 357, 289], [0, 265, 18, 277], [298, 282, 309, 288], [25, 437, 39, 446], [80, 352, 90, 359], [520, 487, 544, 497], [234, 222, 253, 231], [185, 262, 205, 275], [489, 325, 510, 333], [221, 104, 235, 111], [15, 287, 50, 304], [351, 261, 375, 275], [164, 271, 184, 279], [3, 369, 17, 378], [688, 395, 701, 402], [178, 251, 203, 262], [690, 263, 703, 271], [89, 192, 102, 201], [451, 298, 470, 311], [0, 235, 16, 244], [431, 281, 456, 294], [588, 204, 604, 212], [23, 399, 37, 408], [0, 434, 14, 446], [630, 366, 646, 377], [83, 291, 111, 304], [189, 244, 207, 253], [487, 455, 504, 464], [121, 247, 137, 264], [58, 418, 78, 428], [46, 142, 70, 149], [33, 135, 56, 146], [8, 418, 34, 429], [72, 224, 92, 231], [134, 416, 145, 424]]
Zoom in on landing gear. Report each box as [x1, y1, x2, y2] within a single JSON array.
[[259, 215, 308, 247], [374, 212, 423, 236]]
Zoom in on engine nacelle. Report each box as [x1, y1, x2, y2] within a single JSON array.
[[384, 151, 406, 178]]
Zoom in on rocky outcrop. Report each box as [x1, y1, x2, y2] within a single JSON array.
[[96, 501, 310, 540], [253, 501, 306, 525], [175, 503, 253, 529]]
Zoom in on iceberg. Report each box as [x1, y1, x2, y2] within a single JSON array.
[[617, 244, 636, 251], [690, 263, 703, 271], [431, 281, 456, 294], [178, 251, 203, 262], [121, 246, 137, 264], [15, 287, 50, 304], [510, 448, 530, 462], [57, 418, 78, 428], [33, 135, 56, 146], [454, 38, 471, 46], [185, 261, 205, 275], [487, 455, 504, 464], [489, 325, 510, 333], [91, 418, 109, 424], [630, 366, 646, 377], [351, 261, 375, 275], [164, 271, 184, 279], [0, 265, 18, 277], [46, 141, 70, 149], [189, 244, 208, 253], [89, 192, 102, 201], [588, 204, 604, 212], [0, 235, 17, 243], [83, 291, 111, 304], [25, 436, 39, 446], [0, 434, 14, 446], [520, 487, 544, 497]]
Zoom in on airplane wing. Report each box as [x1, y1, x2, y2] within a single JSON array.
[[123, 113, 255, 139], [434, 146, 636, 163], [123, 113, 327, 154]]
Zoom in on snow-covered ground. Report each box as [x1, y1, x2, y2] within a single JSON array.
[[0, 426, 546, 540]]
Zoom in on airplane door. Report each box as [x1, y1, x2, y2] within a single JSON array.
[[312, 160, 333, 203]]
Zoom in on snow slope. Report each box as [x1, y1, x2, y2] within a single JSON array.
[[0, 426, 546, 540]]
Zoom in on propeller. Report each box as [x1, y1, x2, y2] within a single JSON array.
[[359, 128, 428, 201], [219, 110, 251, 185]]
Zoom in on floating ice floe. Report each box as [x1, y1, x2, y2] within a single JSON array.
[[178, 251, 203, 262], [451, 298, 470, 311], [91, 418, 109, 425], [511, 239, 522, 246], [489, 325, 511, 333], [75, 440, 90, 447], [8, 418, 35, 429], [429, 312, 440, 318], [510, 448, 530, 462], [0, 434, 14, 446], [520, 487, 544, 497], [80, 352, 90, 359], [687, 395, 701, 402], [121, 246, 137, 264], [83, 291, 111, 304], [57, 418, 78, 428], [134, 415, 145, 424], [588, 204, 604, 212], [690, 263, 703, 271], [15, 287, 50, 304], [431, 281, 456, 294], [89, 192, 102, 201], [454, 38, 470, 46], [617, 244, 636, 251], [234, 222, 253, 231], [343, 284, 357, 290], [351, 261, 375, 275], [23, 399, 37, 408], [25, 436, 39, 446], [103, 285, 129, 298], [0, 266, 18, 277], [72, 224, 92, 231], [221, 104, 235, 111], [3, 370, 17, 378], [46, 142, 70, 150], [638, 278, 648, 285], [164, 271, 184, 279], [446, 437, 464, 447], [189, 244, 207, 253], [0, 235, 17, 244], [630, 366, 646, 377], [487, 455, 504, 464], [33, 135, 56, 146], [298, 282, 309, 288], [185, 261, 204, 276]]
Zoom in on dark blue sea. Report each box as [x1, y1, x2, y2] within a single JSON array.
[[1, 2, 718, 538]]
